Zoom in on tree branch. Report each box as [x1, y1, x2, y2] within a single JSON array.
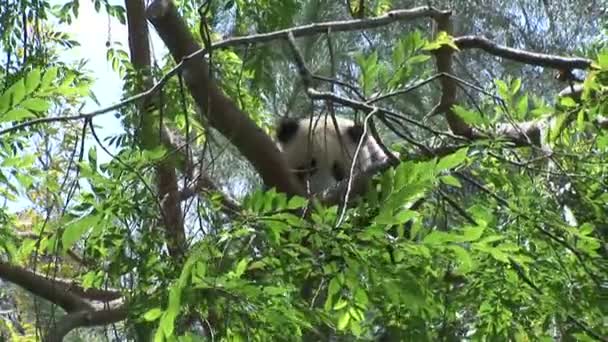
[[0, 262, 91, 312], [44, 306, 129, 342], [432, 17, 563, 146], [146, 0, 306, 196], [307, 88, 465, 140], [455, 36, 593, 70], [433, 12, 467, 137], [126, 0, 186, 257]]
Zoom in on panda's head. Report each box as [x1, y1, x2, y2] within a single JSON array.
[[275, 116, 381, 194]]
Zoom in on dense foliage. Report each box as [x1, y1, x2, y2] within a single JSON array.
[[0, 0, 607, 341]]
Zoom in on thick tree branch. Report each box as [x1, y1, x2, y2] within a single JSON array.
[[126, 0, 185, 256], [0, 261, 128, 340], [44, 306, 129, 342], [433, 13, 468, 137], [432, 18, 575, 146], [3, 6, 592, 157], [455, 36, 593, 70], [0, 262, 91, 312], [146, 0, 305, 196], [192, 6, 452, 51]]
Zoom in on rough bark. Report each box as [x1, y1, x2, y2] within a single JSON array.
[[146, 0, 306, 196], [126, 0, 186, 257]]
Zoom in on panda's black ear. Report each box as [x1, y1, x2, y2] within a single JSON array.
[[276, 118, 300, 143], [346, 123, 368, 143]]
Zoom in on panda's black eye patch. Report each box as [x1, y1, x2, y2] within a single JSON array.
[[346, 124, 367, 144], [276, 118, 300, 143], [332, 162, 346, 182]]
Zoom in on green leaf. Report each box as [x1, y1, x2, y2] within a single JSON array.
[[353, 287, 369, 306], [142, 146, 167, 161], [2, 108, 36, 122], [515, 95, 528, 119], [12, 79, 26, 104], [495, 80, 510, 100], [233, 257, 250, 278], [81, 271, 100, 289], [478, 235, 504, 244], [286, 196, 307, 209], [159, 311, 175, 337], [511, 78, 522, 95], [20, 98, 50, 112], [162, 286, 181, 336], [337, 311, 351, 330], [597, 52, 608, 68], [496, 242, 519, 252], [448, 245, 474, 273], [88, 147, 98, 171], [41, 67, 58, 89], [597, 133, 608, 150], [356, 51, 380, 97], [333, 299, 348, 310], [461, 225, 484, 241], [263, 286, 287, 296], [423, 31, 458, 51], [25, 69, 42, 93], [374, 209, 395, 225], [327, 276, 341, 298], [62, 214, 97, 252], [349, 306, 365, 321], [0, 91, 10, 113], [440, 175, 461, 187], [144, 308, 163, 321], [453, 105, 485, 126], [576, 109, 585, 131], [572, 333, 597, 342], [423, 230, 456, 245], [407, 54, 430, 64], [549, 112, 567, 142], [436, 148, 468, 172], [579, 223, 594, 236], [392, 210, 416, 225], [559, 96, 577, 108], [490, 249, 509, 263]]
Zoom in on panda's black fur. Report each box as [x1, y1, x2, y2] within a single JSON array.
[[276, 116, 393, 194]]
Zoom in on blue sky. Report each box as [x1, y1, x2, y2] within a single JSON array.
[[58, 0, 126, 162], [7, 0, 167, 212], [56, 0, 166, 162]]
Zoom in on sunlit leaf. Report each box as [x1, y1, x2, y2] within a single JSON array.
[[337, 311, 351, 330], [62, 214, 98, 252], [559, 96, 578, 108], [436, 148, 468, 171], [25, 69, 42, 93], [234, 257, 250, 278], [462, 225, 484, 241], [20, 98, 50, 112], [41, 67, 58, 89], [286, 196, 307, 209], [144, 308, 163, 321], [333, 299, 348, 310], [2, 108, 36, 122], [453, 105, 486, 126], [448, 245, 474, 273], [515, 95, 528, 119], [440, 175, 461, 187]]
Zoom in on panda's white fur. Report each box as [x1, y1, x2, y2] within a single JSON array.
[[275, 115, 394, 194]]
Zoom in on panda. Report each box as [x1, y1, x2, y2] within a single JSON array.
[[275, 115, 396, 194]]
